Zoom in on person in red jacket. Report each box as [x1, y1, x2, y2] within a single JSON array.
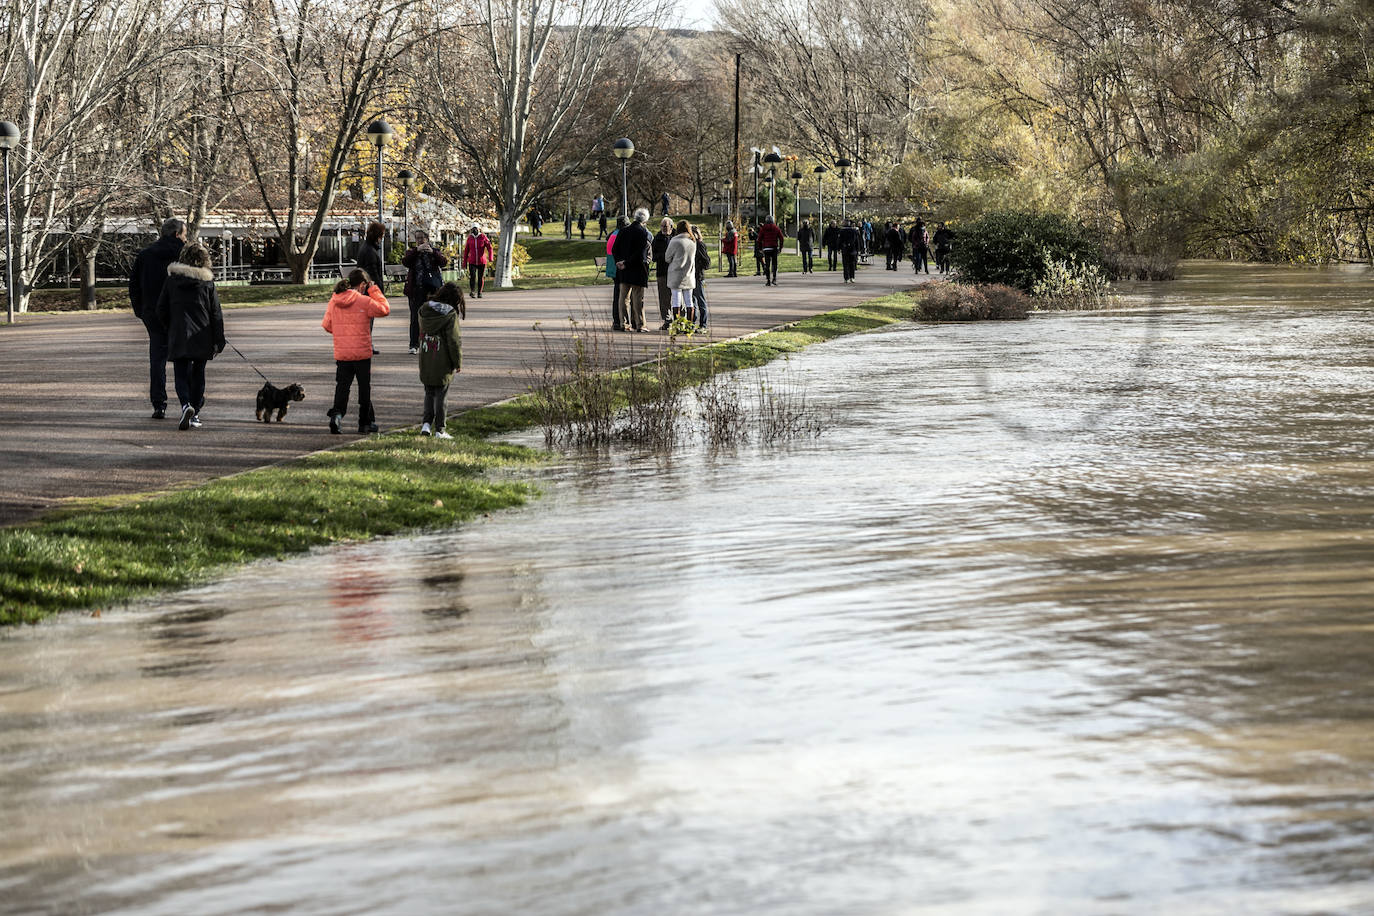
[[755, 216, 785, 286], [720, 220, 740, 277], [460, 224, 494, 299], [322, 268, 390, 435]]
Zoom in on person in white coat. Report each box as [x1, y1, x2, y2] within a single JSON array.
[[664, 219, 698, 326]]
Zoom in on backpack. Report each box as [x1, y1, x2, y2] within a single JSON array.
[[415, 251, 442, 294]]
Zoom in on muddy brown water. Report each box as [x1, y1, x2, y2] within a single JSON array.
[[2, 262, 1373, 914]]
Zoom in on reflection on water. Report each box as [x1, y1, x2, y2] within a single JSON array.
[[3, 263, 1374, 914]]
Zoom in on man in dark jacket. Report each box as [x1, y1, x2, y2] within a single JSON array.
[[401, 230, 449, 353], [885, 222, 904, 271], [651, 217, 674, 330], [839, 219, 862, 283], [933, 222, 954, 273], [822, 222, 840, 271], [129, 218, 186, 419], [796, 218, 815, 274], [611, 208, 653, 332]]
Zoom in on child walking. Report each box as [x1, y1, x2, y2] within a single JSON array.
[[322, 268, 390, 434], [418, 282, 464, 439]]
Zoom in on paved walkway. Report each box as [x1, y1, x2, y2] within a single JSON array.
[[0, 265, 919, 524]]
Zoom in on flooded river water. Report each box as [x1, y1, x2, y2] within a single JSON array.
[[3, 263, 1373, 914]]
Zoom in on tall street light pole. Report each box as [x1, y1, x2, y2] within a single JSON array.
[[762, 150, 782, 222], [751, 149, 761, 225], [813, 165, 828, 232], [0, 121, 18, 323], [397, 169, 416, 252], [790, 170, 803, 236], [613, 138, 635, 215], [723, 180, 733, 224], [836, 157, 852, 221]]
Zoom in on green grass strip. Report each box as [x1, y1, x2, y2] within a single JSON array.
[[0, 435, 542, 625], [2, 290, 915, 625]]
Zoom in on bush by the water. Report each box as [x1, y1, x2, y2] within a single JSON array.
[[949, 209, 1105, 292], [1031, 256, 1116, 310], [914, 282, 1032, 321]]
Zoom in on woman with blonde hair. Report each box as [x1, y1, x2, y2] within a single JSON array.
[[664, 219, 697, 325]]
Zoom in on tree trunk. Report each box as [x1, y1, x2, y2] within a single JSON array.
[[285, 248, 310, 285], [494, 211, 519, 288], [81, 249, 99, 309]]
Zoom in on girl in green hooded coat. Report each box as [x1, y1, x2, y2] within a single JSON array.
[[417, 282, 464, 439]]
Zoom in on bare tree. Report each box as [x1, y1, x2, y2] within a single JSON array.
[[428, 0, 668, 288], [227, 0, 422, 283], [0, 0, 187, 312]]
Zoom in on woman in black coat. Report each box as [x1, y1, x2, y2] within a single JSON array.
[[155, 244, 225, 430]]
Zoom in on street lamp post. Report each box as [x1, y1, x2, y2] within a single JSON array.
[[612, 138, 635, 215], [790, 170, 803, 236], [813, 165, 828, 232], [397, 169, 416, 249], [221, 229, 233, 281], [751, 149, 762, 224], [0, 121, 18, 323], [365, 120, 396, 226], [723, 179, 733, 223], [762, 150, 782, 221], [836, 157, 852, 221]]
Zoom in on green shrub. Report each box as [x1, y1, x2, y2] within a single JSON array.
[[949, 209, 1105, 292], [914, 281, 1031, 321]]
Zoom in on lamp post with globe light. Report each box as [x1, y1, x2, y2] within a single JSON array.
[[836, 157, 852, 221], [612, 138, 635, 215], [0, 121, 19, 323], [397, 169, 416, 247]]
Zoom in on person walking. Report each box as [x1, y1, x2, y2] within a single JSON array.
[[756, 215, 785, 286], [606, 215, 628, 330], [354, 221, 388, 355], [528, 206, 543, 237], [401, 230, 448, 354], [885, 222, 904, 271], [796, 218, 815, 274], [933, 222, 954, 273], [154, 243, 225, 431], [910, 218, 931, 274], [591, 193, 606, 237], [749, 223, 762, 276], [660, 191, 670, 217], [460, 223, 493, 299], [597, 209, 609, 241], [563, 209, 572, 240], [651, 217, 674, 330], [861, 218, 874, 261], [418, 281, 463, 439], [665, 220, 697, 324], [577, 212, 587, 239], [721, 220, 740, 277], [322, 268, 390, 435], [611, 208, 653, 333], [839, 218, 861, 283], [691, 223, 711, 330], [129, 218, 186, 419], [823, 221, 840, 271]]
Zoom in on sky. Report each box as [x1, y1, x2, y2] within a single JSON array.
[[673, 0, 717, 29]]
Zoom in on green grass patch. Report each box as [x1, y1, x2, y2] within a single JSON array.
[[0, 434, 542, 625]]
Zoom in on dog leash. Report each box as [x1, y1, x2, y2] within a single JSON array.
[[227, 342, 274, 385]]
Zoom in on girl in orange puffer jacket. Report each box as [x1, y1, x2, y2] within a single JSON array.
[[322, 268, 390, 434]]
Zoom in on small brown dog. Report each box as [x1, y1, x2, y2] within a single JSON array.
[[255, 382, 306, 422]]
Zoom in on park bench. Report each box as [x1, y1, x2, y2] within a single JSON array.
[[593, 256, 606, 277]]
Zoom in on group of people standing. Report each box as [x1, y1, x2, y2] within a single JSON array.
[[604, 210, 713, 332], [880, 219, 955, 274]]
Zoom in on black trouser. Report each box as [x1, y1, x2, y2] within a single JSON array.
[[800, 248, 813, 272], [842, 252, 857, 281], [407, 295, 423, 349], [143, 317, 168, 410], [468, 264, 485, 296], [762, 249, 778, 282], [172, 358, 205, 412], [726, 253, 737, 276], [424, 381, 449, 429], [754, 252, 762, 275], [912, 248, 929, 273], [331, 358, 374, 427], [656, 273, 671, 323], [936, 249, 951, 272], [828, 248, 838, 270]]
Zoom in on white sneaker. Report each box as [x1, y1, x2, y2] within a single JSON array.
[[420, 422, 432, 436], [178, 404, 195, 430], [434, 430, 452, 440], [189, 413, 202, 428], [409, 347, 419, 355]]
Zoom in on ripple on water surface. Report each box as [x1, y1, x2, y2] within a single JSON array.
[[3, 264, 1374, 914]]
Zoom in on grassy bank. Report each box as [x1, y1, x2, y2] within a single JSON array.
[[1, 290, 916, 625], [0, 436, 541, 625]]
